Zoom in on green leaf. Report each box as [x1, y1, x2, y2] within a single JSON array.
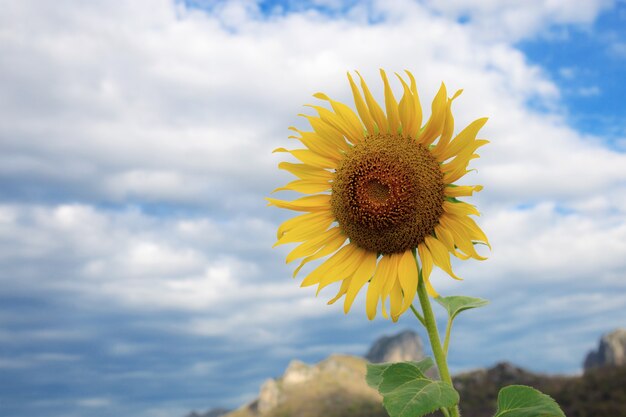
[[366, 358, 435, 390], [435, 295, 489, 321], [366, 363, 389, 389], [410, 357, 435, 375], [378, 362, 459, 417], [494, 385, 565, 417], [379, 363, 428, 394]]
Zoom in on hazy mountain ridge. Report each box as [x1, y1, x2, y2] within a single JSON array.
[[455, 361, 626, 417], [188, 328, 626, 417], [224, 354, 384, 417], [364, 329, 425, 363], [584, 328, 626, 370]]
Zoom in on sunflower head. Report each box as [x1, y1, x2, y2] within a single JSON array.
[[268, 70, 489, 321], [331, 133, 445, 254]]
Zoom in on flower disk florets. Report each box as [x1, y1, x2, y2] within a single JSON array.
[[331, 134, 445, 254]]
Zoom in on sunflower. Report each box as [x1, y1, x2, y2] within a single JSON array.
[[268, 70, 489, 321]]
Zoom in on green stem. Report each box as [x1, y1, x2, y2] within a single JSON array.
[[416, 269, 460, 417], [423, 305, 450, 417], [416, 276, 452, 382], [409, 304, 426, 328], [414, 300, 450, 417], [443, 318, 453, 356]]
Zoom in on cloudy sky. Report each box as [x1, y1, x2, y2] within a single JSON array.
[[1, 0, 625, 416]]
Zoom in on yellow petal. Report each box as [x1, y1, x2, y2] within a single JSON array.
[[439, 118, 488, 161], [444, 185, 483, 198], [356, 70, 388, 134], [366, 256, 391, 320], [347, 72, 376, 134], [418, 83, 448, 146], [441, 140, 488, 173], [457, 215, 490, 248], [395, 73, 418, 138], [313, 92, 365, 144], [439, 215, 485, 260], [389, 280, 403, 322], [434, 224, 455, 252], [450, 138, 489, 165], [278, 162, 334, 180], [280, 148, 337, 169], [380, 253, 400, 319], [405, 71, 423, 137], [300, 115, 350, 152], [306, 104, 362, 145], [425, 235, 462, 280], [276, 210, 330, 241], [443, 201, 480, 217], [267, 194, 331, 213], [397, 249, 418, 314], [435, 224, 469, 260], [431, 92, 462, 159], [417, 243, 433, 283], [380, 69, 400, 134], [292, 232, 347, 277], [300, 243, 357, 287], [316, 246, 368, 293], [381, 302, 389, 319], [274, 210, 334, 245], [288, 129, 344, 161], [425, 280, 439, 297], [443, 165, 473, 184], [327, 277, 351, 304], [272, 178, 331, 194], [381, 253, 400, 298], [343, 250, 378, 313], [285, 227, 343, 264], [442, 213, 490, 249]]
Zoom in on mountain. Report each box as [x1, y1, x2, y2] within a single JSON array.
[[584, 328, 626, 370], [455, 362, 626, 417], [224, 354, 385, 417], [188, 328, 626, 417], [365, 329, 424, 363], [223, 360, 626, 417]]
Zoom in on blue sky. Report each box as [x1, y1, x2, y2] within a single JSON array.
[[0, 1, 625, 417], [519, 0, 626, 145]]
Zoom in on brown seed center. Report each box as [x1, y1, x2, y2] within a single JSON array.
[[331, 134, 445, 254], [365, 179, 391, 203]]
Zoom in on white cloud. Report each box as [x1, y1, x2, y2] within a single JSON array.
[[0, 202, 336, 345], [481, 203, 626, 282], [1, 0, 568, 212], [0, 0, 624, 339], [420, 0, 614, 41]]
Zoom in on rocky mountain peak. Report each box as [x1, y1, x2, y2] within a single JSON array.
[[282, 359, 317, 385], [365, 329, 424, 363], [231, 354, 379, 417], [584, 328, 626, 371]]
